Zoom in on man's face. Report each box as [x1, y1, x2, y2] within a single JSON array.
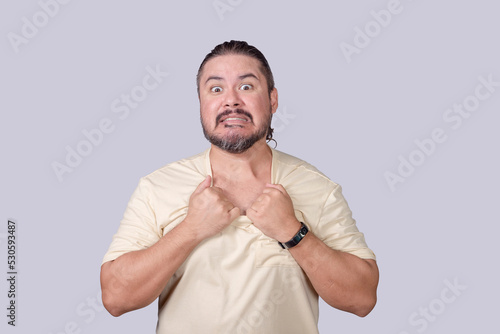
[[199, 54, 278, 153]]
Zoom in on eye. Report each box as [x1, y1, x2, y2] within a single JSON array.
[[240, 84, 252, 91], [211, 86, 222, 93]]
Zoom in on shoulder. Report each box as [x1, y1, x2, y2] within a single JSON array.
[[138, 149, 209, 191], [272, 149, 339, 193]]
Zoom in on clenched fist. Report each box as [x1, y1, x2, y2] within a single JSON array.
[[183, 176, 240, 241], [246, 184, 301, 242]]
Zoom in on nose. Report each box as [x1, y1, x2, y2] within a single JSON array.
[[224, 89, 242, 108]]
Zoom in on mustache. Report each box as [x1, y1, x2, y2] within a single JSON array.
[[215, 109, 253, 124]]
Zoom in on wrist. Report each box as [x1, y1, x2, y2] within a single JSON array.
[[278, 221, 309, 250], [277, 219, 301, 242], [178, 217, 206, 244]]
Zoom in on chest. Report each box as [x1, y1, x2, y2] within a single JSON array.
[[213, 178, 267, 214]]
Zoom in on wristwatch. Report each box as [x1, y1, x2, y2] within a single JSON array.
[[278, 222, 309, 249]]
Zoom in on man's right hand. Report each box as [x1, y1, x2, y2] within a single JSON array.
[[183, 175, 240, 241], [101, 175, 239, 317]]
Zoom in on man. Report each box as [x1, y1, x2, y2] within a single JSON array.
[[100, 40, 379, 333]]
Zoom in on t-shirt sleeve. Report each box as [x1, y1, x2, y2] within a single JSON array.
[[314, 184, 376, 260], [102, 178, 161, 265]]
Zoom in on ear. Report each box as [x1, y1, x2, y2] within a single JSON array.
[[270, 88, 278, 114]]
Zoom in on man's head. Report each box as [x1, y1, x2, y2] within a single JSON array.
[[197, 41, 278, 153], [197, 40, 275, 96]]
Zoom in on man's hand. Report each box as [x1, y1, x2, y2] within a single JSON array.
[[248, 183, 378, 317], [183, 175, 241, 241], [101, 175, 239, 317], [247, 183, 301, 242]]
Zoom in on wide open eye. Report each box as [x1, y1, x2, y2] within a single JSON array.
[[240, 84, 252, 91], [211, 86, 222, 93]]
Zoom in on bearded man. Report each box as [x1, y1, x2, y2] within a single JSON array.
[[100, 40, 379, 334]]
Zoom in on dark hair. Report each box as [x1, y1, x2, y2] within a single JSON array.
[[196, 40, 276, 143]]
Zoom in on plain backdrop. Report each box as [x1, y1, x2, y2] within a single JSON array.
[[1, 0, 499, 333]]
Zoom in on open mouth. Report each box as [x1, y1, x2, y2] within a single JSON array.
[[216, 109, 253, 125]]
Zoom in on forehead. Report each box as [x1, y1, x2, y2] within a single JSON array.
[[200, 54, 263, 83]]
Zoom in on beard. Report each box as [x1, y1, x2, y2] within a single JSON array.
[[201, 108, 272, 154]]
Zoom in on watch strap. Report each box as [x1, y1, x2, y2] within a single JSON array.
[[278, 222, 309, 249]]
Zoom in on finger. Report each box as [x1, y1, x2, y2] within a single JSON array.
[[262, 187, 275, 194], [246, 206, 262, 222], [248, 197, 264, 214], [246, 206, 257, 219], [229, 206, 241, 221], [251, 193, 266, 205], [210, 186, 224, 195], [193, 175, 211, 195], [265, 183, 286, 192], [262, 187, 282, 197], [265, 184, 290, 197]]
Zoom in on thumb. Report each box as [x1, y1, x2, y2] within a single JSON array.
[[193, 175, 211, 194], [265, 183, 288, 196], [228, 206, 241, 221]]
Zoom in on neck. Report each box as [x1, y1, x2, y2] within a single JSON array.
[[209, 139, 272, 180]]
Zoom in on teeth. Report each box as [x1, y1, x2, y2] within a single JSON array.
[[224, 117, 247, 122]]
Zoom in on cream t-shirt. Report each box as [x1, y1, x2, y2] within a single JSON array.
[[103, 148, 376, 334]]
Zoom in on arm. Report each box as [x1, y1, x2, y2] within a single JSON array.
[[288, 230, 379, 317], [100, 221, 200, 317], [100, 176, 240, 317], [247, 184, 379, 317]]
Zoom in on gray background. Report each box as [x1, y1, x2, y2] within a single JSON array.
[[1, 0, 499, 333]]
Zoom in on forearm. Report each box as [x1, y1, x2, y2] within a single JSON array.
[[100, 221, 201, 317], [289, 232, 379, 317]]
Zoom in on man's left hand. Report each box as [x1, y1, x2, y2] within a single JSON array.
[[247, 184, 301, 242]]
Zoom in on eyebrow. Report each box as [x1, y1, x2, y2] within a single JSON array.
[[205, 76, 223, 84], [238, 73, 259, 81], [204, 73, 259, 85]]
